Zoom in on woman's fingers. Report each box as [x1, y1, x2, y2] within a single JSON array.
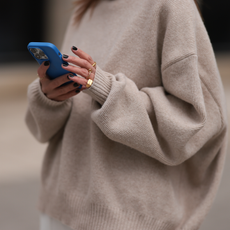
[[37, 61, 83, 101], [42, 73, 72, 93], [62, 52, 96, 80], [68, 75, 88, 86], [71, 46, 95, 66], [67, 75, 92, 90], [60, 47, 96, 90], [62, 63, 94, 80], [49, 74, 73, 89], [37, 61, 50, 82], [46, 81, 82, 100], [61, 46, 96, 81], [62, 54, 95, 73]]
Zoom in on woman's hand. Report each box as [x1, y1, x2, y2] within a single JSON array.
[[61, 46, 96, 88], [37, 61, 82, 102]]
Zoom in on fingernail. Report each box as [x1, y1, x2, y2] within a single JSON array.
[[76, 89, 80, 93], [72, 46, 78, 51], [73, 83, 79, 87], [63, 63, 69, 67], [68, 74, 74, 78], [63, 54, 69, 59], [44, 61, 49, 66]]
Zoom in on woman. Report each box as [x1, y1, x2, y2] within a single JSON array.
[[25, 0, 228, 229]]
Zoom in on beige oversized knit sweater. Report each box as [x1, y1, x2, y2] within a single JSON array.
[[25, 0, 228, 229]]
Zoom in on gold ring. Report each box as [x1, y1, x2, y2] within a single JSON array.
[[37, 74, 44, 80], [86, 79, 93, 88], [92, 62, 96, 68]]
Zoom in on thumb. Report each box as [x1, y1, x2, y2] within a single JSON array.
[[37, 61, 50, 80]]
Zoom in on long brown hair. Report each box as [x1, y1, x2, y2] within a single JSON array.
[[73, 0, 202, 24]]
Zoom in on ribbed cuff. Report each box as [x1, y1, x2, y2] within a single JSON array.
[[83, 66, 112, 105], [28, 78, 71, 107]]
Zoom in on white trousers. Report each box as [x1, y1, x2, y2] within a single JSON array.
[[40, 213, 73, 230]]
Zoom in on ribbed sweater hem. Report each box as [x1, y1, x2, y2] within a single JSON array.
[[28, 78, 72, 107], [38, 189, 177, 230]]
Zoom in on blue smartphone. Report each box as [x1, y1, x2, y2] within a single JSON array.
[[27, 42, 82, 88]]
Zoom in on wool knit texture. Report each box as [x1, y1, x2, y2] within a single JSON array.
[[25, 0, 228, 229]]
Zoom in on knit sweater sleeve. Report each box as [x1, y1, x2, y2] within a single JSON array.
[[25, 78, 72, 143], [83, 1, 227, 166]]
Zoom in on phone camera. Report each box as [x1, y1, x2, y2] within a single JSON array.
[[30, 48, 37, 54], [34, 53, 41, 59], [30, 48, 48, 60]]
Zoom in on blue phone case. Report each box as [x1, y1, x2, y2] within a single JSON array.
[[27, 42, 82, 88]]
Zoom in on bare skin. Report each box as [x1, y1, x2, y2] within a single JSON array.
[[37, 46, 96, 102]]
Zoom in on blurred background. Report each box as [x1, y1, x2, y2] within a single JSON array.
[[0, 0, 229, 229]]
